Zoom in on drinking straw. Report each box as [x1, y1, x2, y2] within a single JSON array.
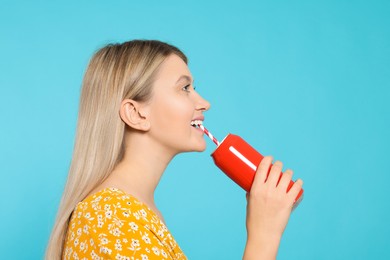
[[198, 124, 220, 146]]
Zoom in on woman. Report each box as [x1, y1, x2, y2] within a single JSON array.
[[46, 40, 303, 259]]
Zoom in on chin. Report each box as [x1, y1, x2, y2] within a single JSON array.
[[193, 141, 207, 152], [182, 140, 207, 153], [193, 146, 206, 152]]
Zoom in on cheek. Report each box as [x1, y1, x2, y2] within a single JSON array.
[[152, 96, 192, 131]]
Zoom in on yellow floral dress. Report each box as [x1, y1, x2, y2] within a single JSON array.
[[63, 188, 187, 260]]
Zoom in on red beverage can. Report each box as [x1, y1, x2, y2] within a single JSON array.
[[211, 134, 304, 206]]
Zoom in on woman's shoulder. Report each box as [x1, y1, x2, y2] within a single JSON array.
[[71, 187, 162, 228], [64, 188, 184, 259], [75, 187, 150, 215], [80, 187, 140, 207]]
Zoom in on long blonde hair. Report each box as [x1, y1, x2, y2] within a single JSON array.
[[46, 40, 187, 259]]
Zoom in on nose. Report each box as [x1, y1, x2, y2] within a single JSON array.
[[195, 92, 211, 112]]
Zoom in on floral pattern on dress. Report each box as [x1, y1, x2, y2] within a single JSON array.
[[63, 188, 187, 260]]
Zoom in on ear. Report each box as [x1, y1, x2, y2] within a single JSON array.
[[119, 99, 150, 131]]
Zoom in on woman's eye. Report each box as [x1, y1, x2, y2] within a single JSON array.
[[182, 84, 191, 92]]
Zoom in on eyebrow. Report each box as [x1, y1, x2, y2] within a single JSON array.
[[176, 75, 194, 84]]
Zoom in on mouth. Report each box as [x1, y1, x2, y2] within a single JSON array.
[[190, 120, 203, 129]]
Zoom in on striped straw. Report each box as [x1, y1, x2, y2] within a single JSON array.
[[198, 124, 220, 146]]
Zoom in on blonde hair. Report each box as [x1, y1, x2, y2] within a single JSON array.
[[46, 40, 187, 259]]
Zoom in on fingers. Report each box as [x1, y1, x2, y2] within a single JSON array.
[[277, 169, 293, 192], [287, 179, 303, 201], [251, 156, 273, 189], [277, 169, 303, 203], [251, 156, 303, 201], [267, 161, 283, 187]]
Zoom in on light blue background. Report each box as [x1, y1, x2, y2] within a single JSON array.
[[1, 0, 389, 259]]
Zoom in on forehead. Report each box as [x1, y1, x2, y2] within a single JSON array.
[[154, 54, 192, 85]]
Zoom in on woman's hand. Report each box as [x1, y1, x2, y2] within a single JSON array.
[[243, 156, 303, 260]]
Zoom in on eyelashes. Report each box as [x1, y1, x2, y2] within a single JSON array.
[[182, 84, 190, 92], [182, 84, 196, 92]]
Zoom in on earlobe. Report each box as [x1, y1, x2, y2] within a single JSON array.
[[142, 121, 150, 130], [119, 99, 150, 131]]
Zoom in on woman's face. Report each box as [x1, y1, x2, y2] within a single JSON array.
[[145, 54, 210, 154]]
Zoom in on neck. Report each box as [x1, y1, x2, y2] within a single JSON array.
[[108, 132, 176, 209]]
